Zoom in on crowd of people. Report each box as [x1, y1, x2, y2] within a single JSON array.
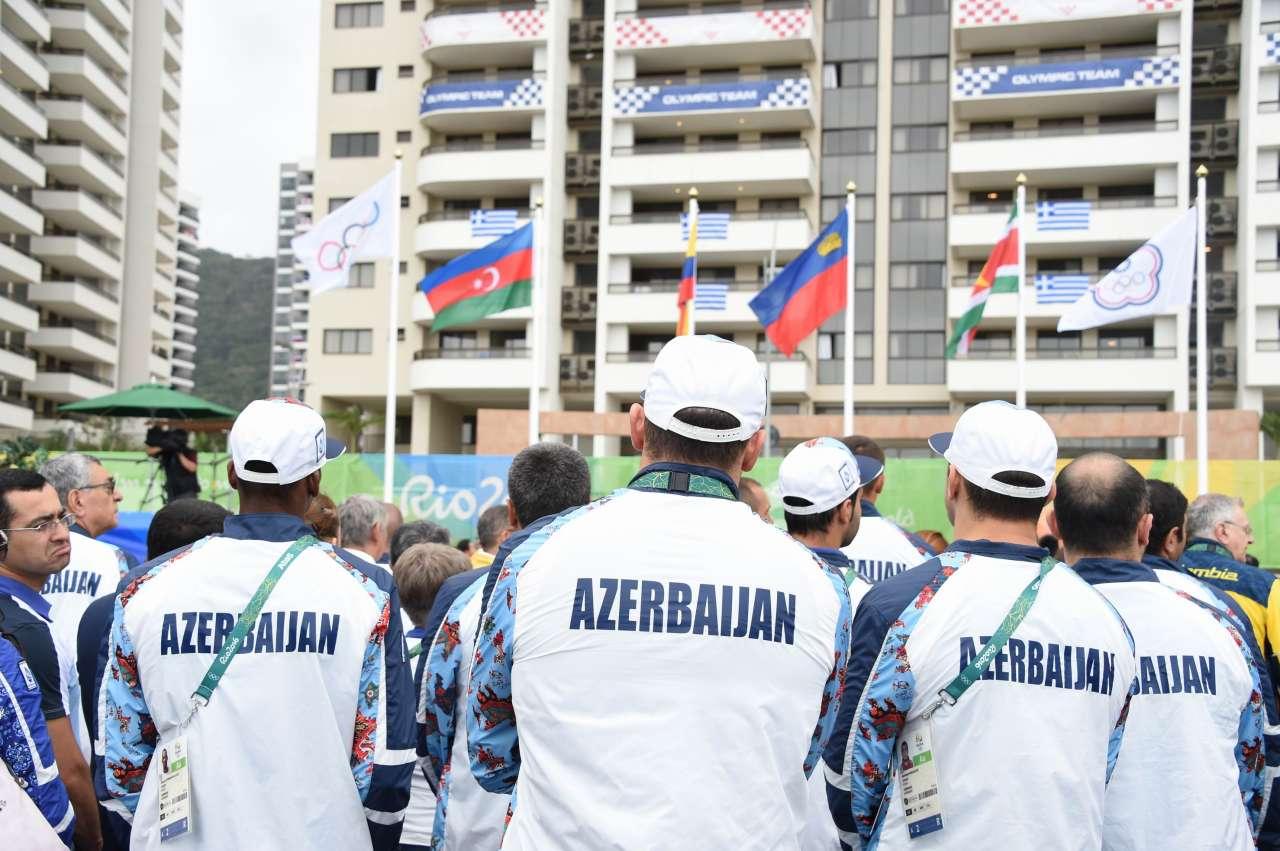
[[0, 333, 1274, 850]]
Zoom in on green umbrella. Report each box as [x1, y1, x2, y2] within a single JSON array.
[[58, 383, 237, 420]]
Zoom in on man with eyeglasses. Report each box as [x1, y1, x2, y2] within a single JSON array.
[[40, 454, 132, 763], [0, 469, 101, 849]]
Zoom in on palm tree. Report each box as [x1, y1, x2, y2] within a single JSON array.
[[326, 404, 384, 453]]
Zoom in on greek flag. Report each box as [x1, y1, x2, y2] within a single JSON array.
[[682, 212, 730, 240], [1035, 274, 1092, 305], [470, 209, 519, 238], [693, 282, 728, 311], [1036, 201, 1091, 232]]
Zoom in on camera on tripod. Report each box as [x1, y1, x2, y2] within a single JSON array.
[[144, 425, 201, 503]]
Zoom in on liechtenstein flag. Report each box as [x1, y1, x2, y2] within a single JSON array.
[[749, 210, 849, 356]]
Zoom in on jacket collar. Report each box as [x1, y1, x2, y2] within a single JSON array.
[[1186, 537, 1235, 559], [808, 546, 851, 571], [629, 462, 739, 500], [70, 521, 91, 538], [1141, 553, 1185, 574], [948, 538, 1049, 563], [0, 575, 51, 620], [1072, 557, 1158, 584], [860, 499, 881, 518], [223, 513, 314, 543]]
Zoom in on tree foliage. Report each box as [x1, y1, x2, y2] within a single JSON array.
[[192, 248, 274, 414]]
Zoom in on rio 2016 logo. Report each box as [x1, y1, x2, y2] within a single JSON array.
[[399, 474, 507, 523], [1092, 245, 1162, 310]]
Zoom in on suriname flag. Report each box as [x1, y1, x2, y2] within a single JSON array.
[[946, 204, 1020, 359], [419, 223, 533, 332]]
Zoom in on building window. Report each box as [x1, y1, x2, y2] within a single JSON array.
[[888, 332, 945, 383], [895, 0, 948, 14], [823, 60, 877, 89], [330, 132, 379, 158], [400, 0, 415, 10], [1099, 329, 1153, 351], [400, 195, 410, 209], [440, 331, 477, 349], [396, 130, 411, 143], [890, 193, 946, 220], [889, 262, 945, 289], [822, 128, 876, 155], [399, 261, 408, 273], [328, 196, 352, 213], [398, 64, 413, 78], [816, 332, 873, 384], [335, 2, 383, 28], [892, 56, 948, 84], [323, 329, 373, 354], [349, 263, 375, 288], [1036, 331, 1082, 352], [333, 68, 380, 93], [891, 124, 947, 152], [826, 0, 877, 19]]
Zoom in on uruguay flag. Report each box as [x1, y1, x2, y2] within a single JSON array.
[[749, 210, 848, 356]]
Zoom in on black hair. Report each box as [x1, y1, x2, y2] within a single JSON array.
[[960, 471, 1049, 524], [1053, 453, 1149, 557], [839, 435, 885, 465], [147, 499, 231, 560], [507, 442, 591, 528], [455, 538, 471, 552], [1144, 479, 1188, 557], [234, 461, 306, 504], [643, 407, 750, 470], [0, 469, 49, 529], [390, 520, 450, 565], [782, 494, 853, 538]]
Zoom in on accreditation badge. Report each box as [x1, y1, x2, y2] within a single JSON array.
[[899, 718, 943, 839], [158, 735, 192, 841]]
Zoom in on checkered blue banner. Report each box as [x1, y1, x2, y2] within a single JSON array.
[[613, 77, 811, 116], [419, 78, 544, 114], [1264, 32, 1280, 68], [954, 55, 1179, 98]]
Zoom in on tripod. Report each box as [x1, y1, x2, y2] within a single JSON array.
[[135, 457, 167, 510]]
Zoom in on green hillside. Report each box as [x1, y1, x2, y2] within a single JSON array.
[[192, 248, 273, 412]]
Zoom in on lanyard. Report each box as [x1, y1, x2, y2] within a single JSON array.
[[187, 536, 315, 714], [924, 555, 1057, 719], [629, 470, 736, 500]]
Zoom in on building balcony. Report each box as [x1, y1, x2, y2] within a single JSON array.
[[176, 264, 198, 283], [0, 25, 50, 91], [33, 188, 123, 239], [410, 347, 532, 393], [1250, 344, 1280, 388], [951, 120, 1180, 186], [0, 286, 38, 333], [1256, 183, 1280, 228], [0, 394, 34, 432], [29, 324, 116, 364], [0, 187, 43, 236], [614, 4, 815, 72], [0, 342, 36, 383], [172, 355, 194, 374], [952, 51, 1180, 121], [2, 0, 51, 43], [0, 78, 47, 139], [151, 310, 174, 342], [599, 349, 809, 396], [28, 278, 120, 323], [606, 209, 812, 263], [173, 299, 197, 320], [950, 196, 1180, 259], [161, 70, 180, 112], [612, 73, 814, 133], [953, 0, 1173, 52], [610, 139, 816, 196], [0, 136, 45, 187], [38, 95, 127, 158], [30, 366, 113, 402], [416, 140, 544, 198], [602, 279, 764, 325], [1256, 259, 1280, 308], [89, 0, 131, 34], [161, 28, 180, 73], [159, 146, 179, 185], [0, 242, 40, 286], [160, 109, 180, 151], [172, 334, 195, 353], [46, 3, 130, 74], [154, 269, 175, 300], [414, 208, 530, 259], [43, 50, 129, 116], [158, 191, 179, 229], [31, 232, 122, 281], [421, 6, 545, 69], [947, 347, 1182, 399], [418, 75, 544, 133], [36, 141, 125, 199]]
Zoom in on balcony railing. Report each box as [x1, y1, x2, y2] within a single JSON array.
[[618, 0, 808, 16], [413, 346, 530, 359], [608, 349, 807, 363], [424, 69, 540, 84], [417, 207, 531, 224], [419, 139, 542, 155], [424, 2, 537, 17], [958, 346, 1176, 360], [37, 93, 125, 134], [41, 363, 112, 384], [609, 279, 763, 293], [0, 394, 34, 411], [1259, 259, 1280, 272], [609, 209, 810, 226], [953, 195, 1175, 214], [622, 69, 812, 86], [1259, 180, 1280, 192], [953, 119, 1176, 142], [43, 277, 119, 302], [613, 138, 809, 155], [1259, 340, 1280, 352], [953, 43, 1176, 70], [41, 48, 127, 95]]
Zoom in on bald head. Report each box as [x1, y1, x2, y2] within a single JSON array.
[[1051, 452, 1151, 562]]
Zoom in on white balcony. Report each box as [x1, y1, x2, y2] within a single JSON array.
[[0, 188, 43, 236], [34, 188, 123, 239], [47, 4, 129, 75], [416, 143, 543, 198], [152, 311, 174, 341], [1258, 105, 1280, 147], [176, 246, 199, 266], [419, 77, 543, 133], [950, 198, 1180, 259], [172, 335, 195, 353], [31, 233, 122, 281], [613, 75, 814, 134], [29, 326, 116, 364], [28, 279, 120, 323], [414, 212, 531, 259], [156, 228, 178, 261], [597, 350, 810, 396], [1257, 263, 1280, 308], [947, 350, 1182, 399], [172, 354, 194, 372], [43, 51, 129, 116], [176, 264, 198, 283], [0, 345, 35, 382], [601, 280, 763, 326], [0, 242, 40, 286], [173, 300, 197, 320], [951, 121, 1181, 186], [30, 368, 113, 402], [953, 0, 1173, 52], [1248, 347, 1280, 388], [0, 80, 47, 139], [421, 8, 546, 69], [0, 136, 45, 187], [2, 0, 51, 42], [1256, 186, 1280, 229], [610, 141, 816, 196], [0, 289, 38, 333], [410, 348, 533, 393], [606, 211, 812, 263], [154, 271, 175, 300], [149, 353, 169, 378], [161, 29, 180, 72], [158, 146, 179, 186], [615, 6, 815, 72], [0, 396, 33, 432], [0, 26, 50, 91], [37, 141, 125, 199], [39, 96, 127, 158], [161, 70, 181, 112], [160, 109, 180, 149], [88, 0, 131, 34]]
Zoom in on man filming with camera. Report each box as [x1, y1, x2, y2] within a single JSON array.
[[144, 426, 200, 503]]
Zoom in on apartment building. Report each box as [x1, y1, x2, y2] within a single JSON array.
[[171, 189, 198, 390], [304, 0, 1273, 457], [270, 160, 314, 398], [0, 0, 186, 435]]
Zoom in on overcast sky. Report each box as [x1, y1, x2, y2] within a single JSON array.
[[178, 1, 320, 257]]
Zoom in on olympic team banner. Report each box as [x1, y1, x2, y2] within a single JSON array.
[[419, 78, 544, 115], [1261, 31, 1280, 69], [420, 8, 545, 51], [613, 77, 811, 116], [614, 7, 811, 50], [954, 0, 1180, 28], [954, 55, 1179, 98]]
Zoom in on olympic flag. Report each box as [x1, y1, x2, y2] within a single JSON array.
[[291, 169, 398, 295]]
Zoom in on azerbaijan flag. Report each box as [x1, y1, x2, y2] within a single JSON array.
[[419, 223, 533, 332]]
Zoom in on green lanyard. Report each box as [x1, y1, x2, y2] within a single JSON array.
[[629, 469, 736, 500], [188, 536, 316, 712], [923, 555, 1057, 719]]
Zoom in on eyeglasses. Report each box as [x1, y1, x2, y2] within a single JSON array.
[[1, 513, 75, 536], [77, 478, 117, 494], [1222, 520, 1254, 537]]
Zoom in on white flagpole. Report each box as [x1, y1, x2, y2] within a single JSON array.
[[843, 181, 856, 435], [1015, 173, 1028, 409], [763, 223, 778, 457], [528, 199, 543, 446], [687, 188, 699, 335], [381, 153, 403, 502], [1195, 165, 1209, 495]]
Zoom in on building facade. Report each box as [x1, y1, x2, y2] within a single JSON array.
[[171, 189, 199, 390], [0, 0, 186, 434], [305, 0, 1273, 457], [270, 159, 314, 398]]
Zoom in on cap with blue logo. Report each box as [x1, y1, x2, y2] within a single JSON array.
[[229, 398, 346, 485], [777, 437, 884, 515]]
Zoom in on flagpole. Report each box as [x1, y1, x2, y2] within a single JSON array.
[[528, 198, 543, 447], [382, 153, 402, 503], [688, 188, 699, 335], [1014, 173, 1028, 409], [763, 225, 778, 457], [1195, 164, 1209, 495], [843, 181, 856, 435]]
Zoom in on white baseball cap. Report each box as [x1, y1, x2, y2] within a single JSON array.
[[927, 401, 1057, 498], [229, 398, 346, 485], [777, 437, 885, 515], [642, 335, 766, 443]]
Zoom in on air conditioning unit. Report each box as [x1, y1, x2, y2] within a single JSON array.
[[567, 86, 603, 121], [1189, 347, 1237, 388], [569, 18, 604, 55], [1206, 272, 1237, 314], [565, 154, 601, 188], [1206, 196, 1237, 237]]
